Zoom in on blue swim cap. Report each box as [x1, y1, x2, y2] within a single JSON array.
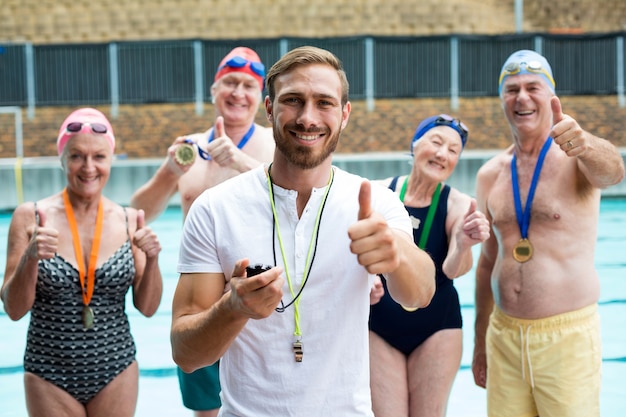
[[498, 50, 555, 94], [410, 114, 468, 155]]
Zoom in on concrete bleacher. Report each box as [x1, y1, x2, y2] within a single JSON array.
[[2, 0, 626, 158], [2, 95, 626, 160], [1, 1, 625, 172], [2, 0, 625, 45]]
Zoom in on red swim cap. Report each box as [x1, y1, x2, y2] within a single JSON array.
[[214, 47, 265, 90]]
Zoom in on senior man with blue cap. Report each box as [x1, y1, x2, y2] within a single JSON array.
[[472, 50, 624, 417], [368, 114, 490, 417]]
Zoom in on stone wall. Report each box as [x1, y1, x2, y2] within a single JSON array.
[[1, 95, 625, 159], [2, 0, 625, 45], [524, 0, 626, 33], [1, 1, 625, 159]]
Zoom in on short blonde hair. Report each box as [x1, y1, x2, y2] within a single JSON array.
[[265, 46, 349, 106]]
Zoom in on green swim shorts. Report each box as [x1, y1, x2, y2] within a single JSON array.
[[177, 362, 221, 411]]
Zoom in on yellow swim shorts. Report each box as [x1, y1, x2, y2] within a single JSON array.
[[486, 304, 601, 417]]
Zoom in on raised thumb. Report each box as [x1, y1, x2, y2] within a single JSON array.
[[466, 199, 477, 215], [214, 116, 225, 139], [136, 209, 145, 230], [358, 180, 372, 220], [551, 96, 564, 126], [37, 208, 46, 227]]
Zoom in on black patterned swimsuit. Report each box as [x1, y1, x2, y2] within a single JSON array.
[[24, 206, 137, 404]]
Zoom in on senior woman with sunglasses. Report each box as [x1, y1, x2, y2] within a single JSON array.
[[130, 46, 275, 417], [1, 107, 163, 417], [368, 114, 490, 417]]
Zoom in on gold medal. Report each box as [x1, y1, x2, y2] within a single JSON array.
[[82, 305, 94, 329], [513, 238, 533, 263], [401, 305, 419, 312], [174, 143, 196, 165]]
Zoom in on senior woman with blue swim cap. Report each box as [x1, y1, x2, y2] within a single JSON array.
[[368, 114, 490, 417]]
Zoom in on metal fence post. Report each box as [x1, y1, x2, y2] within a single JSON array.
[[365, 37, 375, 112], [25, 44, 35, 120], [109, 43, 119, 118], [193, 40, 204, 116], [450, 36, 459, 111], [617, 36, 625, 108]]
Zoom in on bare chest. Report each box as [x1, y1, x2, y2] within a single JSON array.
[[487, 156, 575, 232]]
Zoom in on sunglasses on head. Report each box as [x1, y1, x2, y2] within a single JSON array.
[[498, 60, 555, 87], [219, 56, 266, 78], [66, 122, 108, 135]]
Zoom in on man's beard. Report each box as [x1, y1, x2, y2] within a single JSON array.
[[274, 126, 339, 169]]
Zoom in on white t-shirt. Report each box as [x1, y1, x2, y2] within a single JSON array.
[[178, 165, 412, 417]]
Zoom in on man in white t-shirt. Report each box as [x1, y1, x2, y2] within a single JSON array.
[[170, 45, 436, 417]]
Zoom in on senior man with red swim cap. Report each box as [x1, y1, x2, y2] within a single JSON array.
[[472, 49, 624, 417], [131, 47, 275, 417]]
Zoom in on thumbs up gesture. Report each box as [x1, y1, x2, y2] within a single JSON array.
[[458, 199, 490, 248], [132, 209, 162, 259], [550, 96, 587, 156], [206, 116, 241, 167], [348, 181, 399, 275], [27, 207, 58, 260]]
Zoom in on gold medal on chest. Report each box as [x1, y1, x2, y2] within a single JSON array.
[[174, 143, 196, 165], [82, 305, 95, 329], [513, 238, 533, 263]]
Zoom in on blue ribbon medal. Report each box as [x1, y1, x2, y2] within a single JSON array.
[[177, 124, 256, 164], [510, 137, 552, 262]]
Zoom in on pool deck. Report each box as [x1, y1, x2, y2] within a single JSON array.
[[2, 149, 626, 211], [1, 242, 625, 417]]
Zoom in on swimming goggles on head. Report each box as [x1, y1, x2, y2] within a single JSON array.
[[218, 56, 266, 78], [434, 114, 468, 139], [66, 122, 108, 135], [498, 60, 555, 88], [414, 114, 469, 148]]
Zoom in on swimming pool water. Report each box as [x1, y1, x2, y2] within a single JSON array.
[[0, 200, 625, 416]]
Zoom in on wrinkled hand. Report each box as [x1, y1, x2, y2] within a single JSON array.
[[132, 209, 161, 258], [205, 116, 244, 168], [550, 96, 588, 157], [27, 208, 58, 260], [348, 181, 399, 275], [472, 350, 488, 389], [369, 275, 385, 305], [228, 259, 284, 319], [166, 134, 202, 175], [457, 199, 490, 249]]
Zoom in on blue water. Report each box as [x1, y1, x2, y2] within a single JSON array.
[[0, 200, 625, 416]]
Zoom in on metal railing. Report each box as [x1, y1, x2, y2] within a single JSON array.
[[0, 33, 625, 119]]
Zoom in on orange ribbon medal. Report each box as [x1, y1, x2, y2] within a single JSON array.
[[62, 188, 104, 329]]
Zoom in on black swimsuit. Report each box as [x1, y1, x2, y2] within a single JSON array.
[[23, 205, 137, 404], [369, 179, 463, 356]]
